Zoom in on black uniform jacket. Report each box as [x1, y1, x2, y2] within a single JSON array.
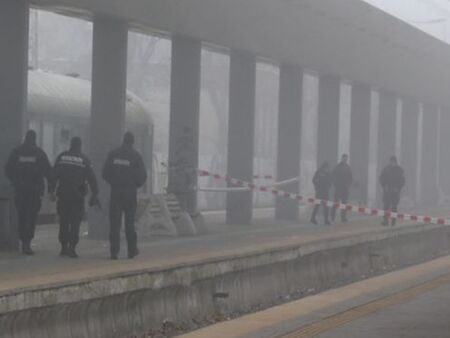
[[5, 143, 52, 194], [102, 145, 147, 193], [313, 168, 332, 196], [52, 150, 99, 199], [379, 165, 405, 190], [332, 162, 352, 191]]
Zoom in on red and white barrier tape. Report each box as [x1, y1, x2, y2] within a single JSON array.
[[199, 171, 274, 180], [197, 169, 450, 226]]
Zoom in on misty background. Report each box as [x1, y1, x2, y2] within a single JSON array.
[[27, 0, 450, 209]]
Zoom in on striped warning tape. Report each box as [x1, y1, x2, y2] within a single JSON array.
[[197, 169, 450, 226], [198, 171, 274, 180]]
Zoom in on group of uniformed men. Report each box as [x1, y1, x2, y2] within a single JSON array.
[[4, 129, 407, 258], [4, 130, 146, 259], [311, 154, 405, 226]]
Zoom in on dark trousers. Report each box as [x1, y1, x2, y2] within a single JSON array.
[[109, 190, 137, 256], [383, 188, 400, 225], [311, 191, 329, 223], [331, 188, 349, 221], [14, 191, 41, 243], [57, 196, 84, 247]]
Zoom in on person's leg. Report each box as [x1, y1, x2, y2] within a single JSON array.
[[323, 200, 330, 225], [109, 194, 123, 259], [124, 193, 138, 258], [391, 191, 400, 226], [15, 193, 31, 254], [331, 189, 339, 222], [14, 192, 27, 250], [27, 192, 42, 244], [382, 189, 390, 226], [310, 205, 319, 224], [340, 190, 349, 222], [57, 199, 71, 255], [67, 198, 84, 258]]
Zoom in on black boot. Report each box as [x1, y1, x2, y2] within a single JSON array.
[[22, 241, 34, 255], [60, 243, 69, 256], [128, 247, 139, 259], [67, 244, 78, 258]]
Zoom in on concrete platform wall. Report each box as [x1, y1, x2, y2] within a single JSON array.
[[0, 224, 448, 337]]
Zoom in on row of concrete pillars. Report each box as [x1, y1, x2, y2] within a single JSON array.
[[0, 1, 448, 249]]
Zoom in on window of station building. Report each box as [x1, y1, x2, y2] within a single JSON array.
[[42, 122, 55, 162]]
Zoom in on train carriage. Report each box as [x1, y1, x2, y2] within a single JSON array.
[[26, 70, 154, 222]]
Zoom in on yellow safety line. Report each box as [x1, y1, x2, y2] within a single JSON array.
[[281, 273, 450, 338]]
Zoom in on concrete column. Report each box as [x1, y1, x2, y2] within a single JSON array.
[[439, 108, 450, 198], [0, 0, 29, 251], [167, 36, 201, 214], [350, 83, 372, 205], [420, 103, 439, 207], [89, 17, 128, 239], [376, 91, 397, 206], [317, 74, 340, 166], [226, 51, 256, 225], [275, 65, 303, 221], [401, 99, 420, 206]]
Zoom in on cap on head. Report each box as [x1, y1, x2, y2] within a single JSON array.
[[70, 136, 82, 152], [24, 130, 37, 146], [123, 132, 135, 147]]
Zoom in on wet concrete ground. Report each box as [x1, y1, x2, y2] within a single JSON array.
[[0, 208, 400, 293]]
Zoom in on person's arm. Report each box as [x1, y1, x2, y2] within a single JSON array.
[[85, 159, 99, 196], [312, 171, 319, 188], [40, 150, 54, 193]]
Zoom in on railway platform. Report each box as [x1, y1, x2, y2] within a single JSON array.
[[0, 209, 448, 337]]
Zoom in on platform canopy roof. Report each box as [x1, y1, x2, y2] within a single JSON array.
[[32, 0, 450, 107]]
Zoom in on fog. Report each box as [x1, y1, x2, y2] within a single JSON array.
[[26, 1, 448, 212]]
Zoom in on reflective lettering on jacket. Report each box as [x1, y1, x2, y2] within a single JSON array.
[[60, 155, 85, 168], [113, 158, 131, 167], [19, 156, 37, 163]]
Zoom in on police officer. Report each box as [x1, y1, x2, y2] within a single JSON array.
[[331, 154, 353, 223], [102, 132, 147, 260], [379, 156, 405, 226], [4, 130, 53, 255], [51, 137, 99, 258], [310, 162, 332, 225]]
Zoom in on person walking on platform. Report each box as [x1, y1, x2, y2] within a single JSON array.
[[51, 137, 99, 258], [4, 130, 53, 255], [102, 132, 147, 260], [379, 156, 405, 226], [331, 154, 353, 223], [310, 162, 332, 226]]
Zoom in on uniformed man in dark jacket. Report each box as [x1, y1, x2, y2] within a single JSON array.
[[331, 154, 353, 223], [310, 162, 332, 225], [4, 130, 53, 255], [51, 137, 99, 258], [102, 132, 147, 260], [379, 156, 405, 226]]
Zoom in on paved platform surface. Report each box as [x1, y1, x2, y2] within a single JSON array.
[[0, 208, 441, 295], [315, 271, 450, 338], [181, 256, 450, 338]]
